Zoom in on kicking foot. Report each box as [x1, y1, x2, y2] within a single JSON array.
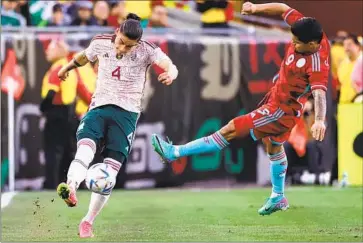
[[56, 182, 78, 207], [258, 195, 289, 216], [79, 221, 94, 238], [151, 134, 178, 163]]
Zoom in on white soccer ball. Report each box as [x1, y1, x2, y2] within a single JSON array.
[[85, 163, 116, 195]]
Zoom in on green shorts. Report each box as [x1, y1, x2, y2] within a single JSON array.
[[76, 105, 139, 160]]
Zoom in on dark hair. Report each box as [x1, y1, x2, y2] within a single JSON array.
[[343, 34, 361, 46], [119, 13, 143, 41], [291, 17, 323, 44], [52, 3, 63, 13]]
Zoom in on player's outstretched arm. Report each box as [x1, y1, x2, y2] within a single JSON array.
[[311, 89, 327, 141], [58, 51, 90, 81], [154, 57, 178, 86], [241, 2, 289, 17]]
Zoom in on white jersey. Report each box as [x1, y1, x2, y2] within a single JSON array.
[[85, 34, 168, 113]]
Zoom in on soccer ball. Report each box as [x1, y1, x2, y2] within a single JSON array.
[[85, 163, 116, 195]]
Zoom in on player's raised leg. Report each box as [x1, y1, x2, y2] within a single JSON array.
[[151, 109, 255, 163], [151, 119, 244, 163], [258, 138, 289, 216], [57, 109, 104, 207]]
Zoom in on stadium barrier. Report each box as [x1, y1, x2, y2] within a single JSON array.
[[1, 28, 334, 190], [338, 103, 363, 186]]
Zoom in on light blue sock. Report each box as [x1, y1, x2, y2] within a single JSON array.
[[176, 131, 229, 157], [269, 150, 288, 195]]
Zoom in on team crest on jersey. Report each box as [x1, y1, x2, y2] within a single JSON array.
[[116, 54, 123, 60], [130, 52, 137, 61], [296, 58, 306, 68], [285, 54, 294, 65]]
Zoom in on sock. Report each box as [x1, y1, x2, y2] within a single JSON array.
[[268, 150, 288, 198], [82, 192, 110, 224], [103, 158, 122, 177], [67, 139, 96, 189], [175, 131, 229, 157], [82, 158, 121, 225]]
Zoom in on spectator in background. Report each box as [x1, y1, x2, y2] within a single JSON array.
[[46, 3, 67, 26], [125, 0, 151, 28], [330, 30, 348, 101], [162, 0, 192, 12], [338, 34, 362, 103], [351, 55, 363, 102], [1, 0, 26, 26], [40, 40, 75, 189], [107, 1, 126, 28], [93, 1, 109, 26], [148, 5, 168, 28], [40, 40, 92, 189], [58, 0, 77, 23], [71, 1, 97, 26], [16, 0, 31, 25], [196, 0, 229, 29]]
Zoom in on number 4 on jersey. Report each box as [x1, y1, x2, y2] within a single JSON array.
[[112, 67, 121, 80]]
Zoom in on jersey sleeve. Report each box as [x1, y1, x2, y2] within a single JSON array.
[[143, 41, 169, 65], [85, 39, 102, 62], [282, 8, 305, 26], [307, 53, 330, 92], [48, 66, 62, 92]]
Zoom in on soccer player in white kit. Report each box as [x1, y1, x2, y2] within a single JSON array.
[[56, 13, 178, 238]]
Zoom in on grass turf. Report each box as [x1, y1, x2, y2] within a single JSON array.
[[1, 186, 362, 242]]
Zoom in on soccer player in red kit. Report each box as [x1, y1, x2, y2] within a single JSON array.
[[151, 2, 329, 215]]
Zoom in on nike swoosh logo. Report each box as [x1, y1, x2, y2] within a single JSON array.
[[264, 207, 271, 211], [155, 136, 164, 154]]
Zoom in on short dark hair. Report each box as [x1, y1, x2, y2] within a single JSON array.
[[52, 3, 63, 13], [343, 34, 361, 46], [291, 17, 323, 44], [119, 13, 143, 41]]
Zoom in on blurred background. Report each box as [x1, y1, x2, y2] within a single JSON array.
[[1, 0, 362, 192]]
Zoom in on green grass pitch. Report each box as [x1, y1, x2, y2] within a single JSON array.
[[1, 187, 362, 242]]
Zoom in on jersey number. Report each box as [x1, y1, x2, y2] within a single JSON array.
[[112, 66, 121, 80], [257, 108, 270, 116]]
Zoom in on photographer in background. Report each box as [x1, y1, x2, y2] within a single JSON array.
[[285, 100, 331, 185]]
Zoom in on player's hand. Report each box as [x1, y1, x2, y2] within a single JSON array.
[[58, 67, 69, 81], [241, 2, 257, 15], [158, 72, 173, 86], [311, 120, 326, 141]]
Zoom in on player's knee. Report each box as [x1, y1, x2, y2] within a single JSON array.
[[75, 138, 97, 165], [220, 120, 237, 141], [264, 139, 284, 155]]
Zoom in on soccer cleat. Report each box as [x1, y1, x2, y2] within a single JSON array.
[[79, 221, 94, 238], [56, 182, 78, 207], [151, 134, 177, 164], [258, 195, 289, 216]]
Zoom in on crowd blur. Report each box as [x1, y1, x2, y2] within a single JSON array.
[[1, 0, 234, 29], [2, 0, 362, 188]]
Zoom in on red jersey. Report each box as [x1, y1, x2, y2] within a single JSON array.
[[266, 8, 330, 117]]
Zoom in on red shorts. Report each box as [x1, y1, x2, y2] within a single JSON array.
[[233, 104, 298, 145]]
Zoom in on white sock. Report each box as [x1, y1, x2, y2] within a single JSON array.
[[103, 158, 122, 176], [82, 192, 110, 224], [67, 139, 96, 189], [82, 158, 122, 225]]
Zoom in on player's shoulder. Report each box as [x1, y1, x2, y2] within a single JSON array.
[[90, 34, 115, 46], [138, 39, 159, 50]]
